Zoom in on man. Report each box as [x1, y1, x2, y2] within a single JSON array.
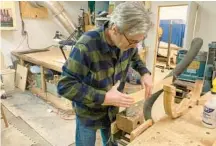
[[57, 2, 153, 146]]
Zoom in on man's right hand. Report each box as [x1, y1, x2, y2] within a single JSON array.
[[102, 81, 134, 107]]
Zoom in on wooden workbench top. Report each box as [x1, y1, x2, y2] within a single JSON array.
[[12, 47, 147, 73], [128, 92, 216, 146], [12, 47, 70, 72]]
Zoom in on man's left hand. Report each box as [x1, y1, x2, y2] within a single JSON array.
[[141, 73, 153, 100]]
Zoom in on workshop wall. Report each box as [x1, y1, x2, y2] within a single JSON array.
[[1, 1, 88, 67], [194, 1, 216, 51]]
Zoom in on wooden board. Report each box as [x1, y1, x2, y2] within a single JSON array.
[[12, 47, 70, 72], [15, 64, 28, 91], [20, 2, 48, 19], [128, 92, 216, 146]]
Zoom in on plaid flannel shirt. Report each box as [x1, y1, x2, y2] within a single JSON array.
[[57, 21, 150, 129]]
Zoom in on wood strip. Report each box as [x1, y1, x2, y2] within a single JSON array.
[[130, 119, 153, 141], [40, 66, 46, 93], [1, 104, 9, 128]]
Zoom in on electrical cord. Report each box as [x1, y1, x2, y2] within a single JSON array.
[[16, 2, 56, 51]]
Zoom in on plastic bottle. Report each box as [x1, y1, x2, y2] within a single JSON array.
[[202, 78, 216, 128]]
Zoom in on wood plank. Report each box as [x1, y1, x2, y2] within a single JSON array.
[[40, 66, 46, 93], [20, 1, 48, 19], [130, 119, 153, 141], [159, 46, 180, 50], [15, 64, 28, 91], [16, 48, 49, 54]]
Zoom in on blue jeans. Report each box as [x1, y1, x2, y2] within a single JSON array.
[[76, 117, 118, 146]]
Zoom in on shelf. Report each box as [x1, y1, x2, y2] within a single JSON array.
[[30, 87, 72, 111]]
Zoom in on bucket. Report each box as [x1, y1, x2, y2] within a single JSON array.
[[0, 69, 15, 92]]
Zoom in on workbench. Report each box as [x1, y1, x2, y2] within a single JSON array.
[[12, 47, 70, 72], [12, 47, 72, 111], [128, 92, 216, 146], [12, 47, 147, 111]]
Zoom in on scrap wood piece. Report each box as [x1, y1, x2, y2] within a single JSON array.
[[1, 104, 9, 128], [163, 84, 191, 118], [130, 119, 153, 141], [111, 121, 119, 135], [14, 48, 50, 54], [15, 64, 28, 92], [116, 110, 144, 134]]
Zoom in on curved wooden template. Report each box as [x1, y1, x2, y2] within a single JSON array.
[[163, 84, 190, 118]]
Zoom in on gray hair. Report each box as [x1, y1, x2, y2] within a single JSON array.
[[109, 1, 152, 36]]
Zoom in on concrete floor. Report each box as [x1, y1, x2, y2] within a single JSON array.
[[1, 89, 103, 146], [1, 67, 168, 146]]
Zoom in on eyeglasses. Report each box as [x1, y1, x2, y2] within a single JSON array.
[[123, 33, 143, 46]]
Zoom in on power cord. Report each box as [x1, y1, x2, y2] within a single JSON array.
[[16, 1, 56, 51]]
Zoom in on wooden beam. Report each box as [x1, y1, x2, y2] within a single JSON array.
[[1, 104, 9, 128], [40, 66, 46, 93], [130, 119, 153, 141]]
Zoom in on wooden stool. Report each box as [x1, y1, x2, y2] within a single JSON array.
[[1, 104, 9, 128]]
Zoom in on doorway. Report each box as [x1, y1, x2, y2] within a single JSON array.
[[154, 5, 188, 84]]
